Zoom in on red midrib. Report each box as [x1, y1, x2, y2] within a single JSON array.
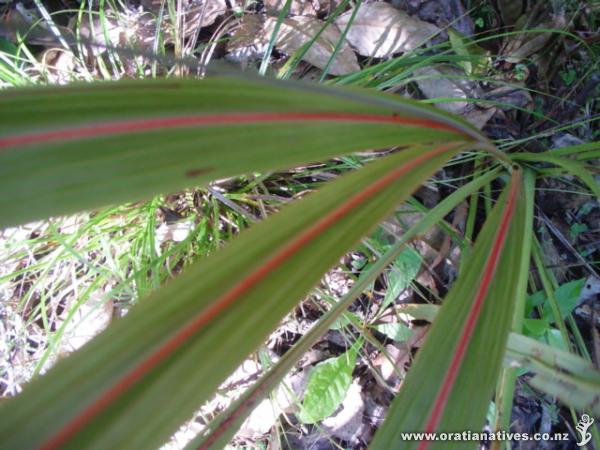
[[0, 112, 461, 149], [416, 170, 521, 450], [39, 143, 462, 450]]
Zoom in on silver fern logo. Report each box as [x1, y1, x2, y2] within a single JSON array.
[[576, 414, 594, 447]]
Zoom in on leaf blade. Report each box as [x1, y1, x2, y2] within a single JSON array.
[[370, 168, 527, 450], [189, 167, 504, 450], [297, 340, 361, 424], [0, 143, 464, 450], [0, 77, 483, 227]]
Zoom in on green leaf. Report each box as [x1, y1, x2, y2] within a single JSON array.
[[512, 153, 600, 200], [525, 289, 546, 317], [527, 279, 585, 323], [0, 77, 481, 228], [0, 143, 464, 450], [297, 340, 361, 424], [541, 279, 585, 322], [505, 333, 600, 415], [373, 322, 413, 342], [569, 222, 588, 240], [448, 28, 490, 75], [492, 170, 536, 436], [545, 328, 569, 351], [396, 303, 439, 322], [381, 248, 421, 309], [189, 167, 504, 450], [371, 168, 528, 450], [522, 318, 550, 337]]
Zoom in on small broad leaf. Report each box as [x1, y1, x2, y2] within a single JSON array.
[[297, 341, 361, 424], [373, 323, 413, 342], [264, 16, 359, 75], [522, 318, 550, 337], [396, 303, 439, 322], [335, 3, 439, 58], [524, 289, 546, 316], [541, 278, 585, 322], [381, 248, 421, 309], [526, 279, 585, 323], [447, 29, 490, 76]]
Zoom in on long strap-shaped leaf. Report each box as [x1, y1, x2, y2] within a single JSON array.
[[492, 170, 535, 438], [0, 143, 467, 450], [370, 167, 526, 450], [186, 168, 503, 450], [512, 152, 600, 199], [505, 333, 600, 415], [0, 77, 481, 228]]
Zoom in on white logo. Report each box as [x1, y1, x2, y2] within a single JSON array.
[[576, 414, 594, 447]]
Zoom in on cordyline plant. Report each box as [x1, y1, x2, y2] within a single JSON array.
[[0, 73, 599, 450]]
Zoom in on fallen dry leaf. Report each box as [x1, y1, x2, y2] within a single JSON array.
[[155, 220, 195, 250], [264, 16, 359, 75], [322, 380, 369, 444], [462, 107, 497, 130], [417, 0, 474, 36], [373, 325, 429, 390], [414, 65, 480, 114], [238, 398, 280, 438], [60, 294, 113, 353], [497, 0, 523, 26], [237, 369, 311, 438], [185, 0, 228, 29], [264, 0, 342, 17], [226, 15, 268, 67], [335, 2, 439, 58], [485, 85, 533, 110], [502, 15, 566, 63], [142, 0, 227, 33], [411, 65, 496, 129], [265, 0, 318, 17]]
